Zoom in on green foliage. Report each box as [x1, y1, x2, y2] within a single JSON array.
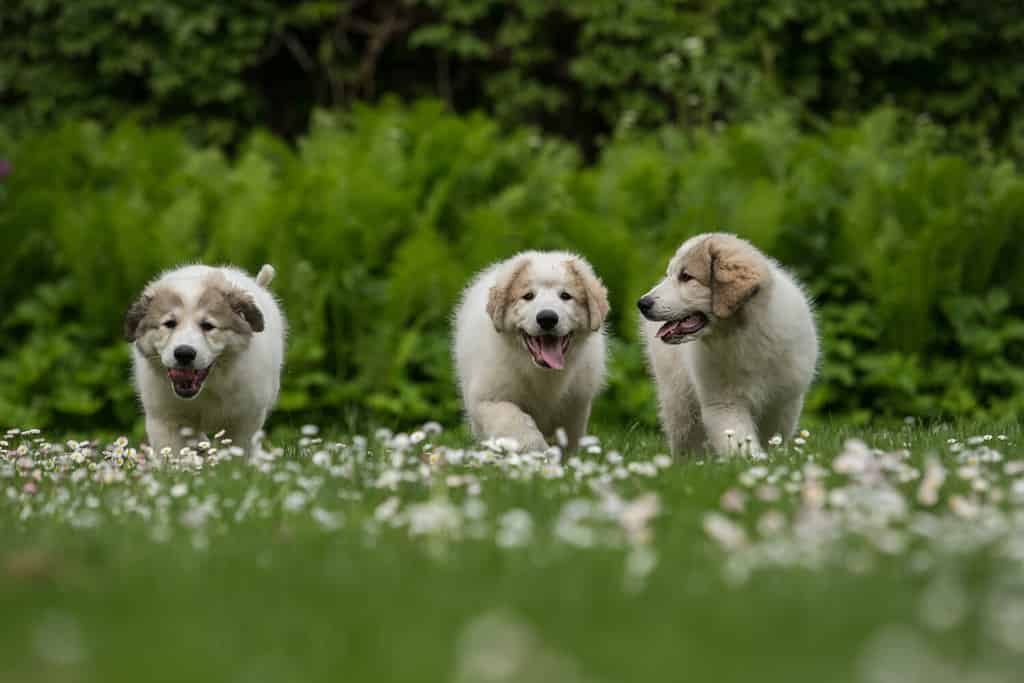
[[2, 102, 1024, 433], [3, 1, 1024, 151]]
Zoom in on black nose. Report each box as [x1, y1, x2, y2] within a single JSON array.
[[536, 309, 559, 331], [173, 345, 197, 365], [637, 296, 655, 315]]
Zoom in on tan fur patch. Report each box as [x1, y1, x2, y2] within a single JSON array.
[[486, 258, 531, 332], [681, 239, 714, 285], [705, 235, 770, 318], [565, 259, 610, 331], [198, 274, 264, 335], [124, 287, 183, 341]]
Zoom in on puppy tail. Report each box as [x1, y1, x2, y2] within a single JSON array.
[[256, 264, 276, 288]]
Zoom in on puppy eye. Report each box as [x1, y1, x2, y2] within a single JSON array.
[[679, 272, 694, 283], [200, 321, 216, 332], [559, 292, 573, 301], [523, 292, 535, 301], [163, 320, 177, 329]]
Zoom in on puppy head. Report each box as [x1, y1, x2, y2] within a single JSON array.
[[486, 252, 608, 370], [124, 271, 265, 399], [637, 233, 770, 344]]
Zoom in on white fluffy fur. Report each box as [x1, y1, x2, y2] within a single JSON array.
[[129, 264, 285, 454], [454, 251, 608, 452], [640, 234, 818, 456]]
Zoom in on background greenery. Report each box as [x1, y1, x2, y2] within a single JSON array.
[[4, 1, 1024, 154], [2, 103, 1024, 434], [2, 0, 1024, 435]]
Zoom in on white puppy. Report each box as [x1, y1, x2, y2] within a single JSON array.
[[124, 264, 286, 454], [454, 251, 609, 452], [638, 233, 818, 457]]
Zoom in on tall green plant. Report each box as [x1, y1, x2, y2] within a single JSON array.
[[2, 103, 1024, 433]]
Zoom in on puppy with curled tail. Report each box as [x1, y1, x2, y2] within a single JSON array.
[[124, 264, 286, 455]]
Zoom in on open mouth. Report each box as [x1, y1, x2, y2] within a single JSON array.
[[655, 313, 708, 344], [167, 366, 212, 399], [522, 333, 571, 370]]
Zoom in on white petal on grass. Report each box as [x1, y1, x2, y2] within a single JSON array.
[[32, 610, 85, 666], [311, 507, 343, 531], [756, 510, 786, 536], [624, 545, 658, 594], [720, 488, 746, 513], [454, 611, 588, 683], [496, 509, 533, 548], [985, 587, 1024, 653], [406, 500, 461, 537], [619, 493, 660, 545], [703, 512, 747, 550], [282, 492, 308, 512], [653, 454, 672, 469], [949, 495, 979, 520], [858, 625, 953, 683], [919, 573, 968, 631], [833, 439, 873, 475], [374, 497, 401, 522]]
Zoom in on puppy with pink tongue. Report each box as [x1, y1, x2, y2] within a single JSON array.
[[124, 264, 286, 455], [454, 251, 609, 453]]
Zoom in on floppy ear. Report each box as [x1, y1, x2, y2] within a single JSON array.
[[486, 258, 530, 333], [707, 236, 770, 318], [566, 258, 610, 331], [226, 290, 265, 332], [123, 294, 152, 341]]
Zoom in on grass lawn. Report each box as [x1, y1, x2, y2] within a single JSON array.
[[2, 421, 1023, 682]]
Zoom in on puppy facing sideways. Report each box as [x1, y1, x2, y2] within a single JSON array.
[[124, 264, 286, 454], [454, 251, 609, 453], [638, 233, 818, 457]]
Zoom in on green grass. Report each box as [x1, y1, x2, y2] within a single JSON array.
[[2, 421, 1023, 682]]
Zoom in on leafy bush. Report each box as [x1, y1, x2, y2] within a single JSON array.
[[2, 103, 1024, 435], [3, 1, 1024, 152]]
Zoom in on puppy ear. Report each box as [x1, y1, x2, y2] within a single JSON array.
[[707, 235, 770, 318], [566, 258, 610, 331], [486, 257, 530, 333], [123, 294, 152, 341], [227, 290, 265, 332]]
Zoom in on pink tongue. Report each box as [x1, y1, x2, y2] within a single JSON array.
[[656, 315, 704, 338], [538, 336, 565, 369], [656, 321, 680, 338]]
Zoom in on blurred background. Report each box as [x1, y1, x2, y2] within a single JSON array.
[[2, 0, 1024, 436]]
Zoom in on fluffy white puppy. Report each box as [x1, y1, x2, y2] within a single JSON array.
[[454, 251, 609, 452], [124, 264, 286, 454], [638, 233, 818, 457]]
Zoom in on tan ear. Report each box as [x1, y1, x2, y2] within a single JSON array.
[[226, 290, 265, 332], [123, 294, 153, 341], [707, 236, 770, 318], [566, 258, 610, 331], [485, 258, 530, 332]]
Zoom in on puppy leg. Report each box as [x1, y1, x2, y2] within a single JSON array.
[[558, 399, 592, 453], [145, 416, 185, 455], [701, 402, 761, 457], [759, 395, 804, 444], [226, 414, 266, 454], [657, 384, 704, 456], [471, 400, 548, 452]]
